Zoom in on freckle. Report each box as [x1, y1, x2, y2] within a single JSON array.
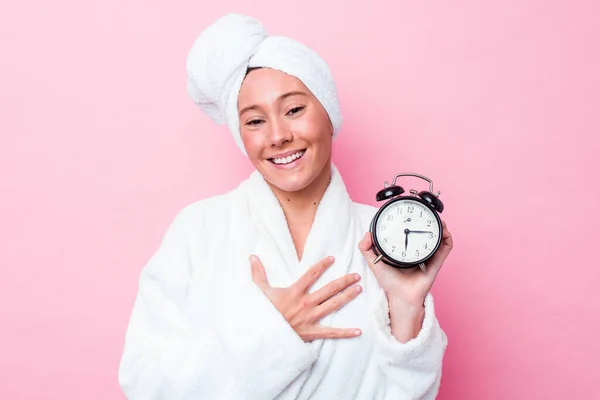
[[313, 202, 316, 205], [287, 198, 290, 201]]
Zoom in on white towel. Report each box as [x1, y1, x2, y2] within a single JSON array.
[[186, 13, 343, 154]]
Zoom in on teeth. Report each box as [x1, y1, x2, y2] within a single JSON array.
[[272, 150, 305, 165]]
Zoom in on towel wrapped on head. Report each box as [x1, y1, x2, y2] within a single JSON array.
[[186, 13, 342, 154]]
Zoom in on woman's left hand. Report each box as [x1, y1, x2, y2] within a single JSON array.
[[358, 220, 454, 309]]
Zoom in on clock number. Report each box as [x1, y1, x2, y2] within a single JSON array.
[[391, 246, 396, 252], [381, 225, 386, 231], [397, 207, 402, 214], [408, 206, 414, 213], [416, 250, 420, 257], [424, 243, 428, 249], [429, 233, 434, 239], [383, 237, 388, 243], [402, 251, 406, 257], [387, 214, 393, 221], [420, 211, 423, 217], [427, 220, 432, 227]]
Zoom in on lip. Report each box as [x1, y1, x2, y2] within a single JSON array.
[[267, 149, 306, 160], [267, 148, 307, 170]]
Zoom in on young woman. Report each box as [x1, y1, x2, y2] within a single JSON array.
[[118, 13, 453, 400]]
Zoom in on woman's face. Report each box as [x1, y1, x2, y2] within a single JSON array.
[[238, 68, 333, 193]]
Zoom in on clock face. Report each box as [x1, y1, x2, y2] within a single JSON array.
[[374, 198, 441, 264]]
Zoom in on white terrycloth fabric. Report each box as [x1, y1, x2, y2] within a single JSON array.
[[118, 164, 448, 399], [186, 13, 343, 154]]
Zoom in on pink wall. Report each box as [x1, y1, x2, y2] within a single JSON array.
[[1, 0, 598, 398]]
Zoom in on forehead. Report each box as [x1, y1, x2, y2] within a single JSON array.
[[238, 68, 310, 106]]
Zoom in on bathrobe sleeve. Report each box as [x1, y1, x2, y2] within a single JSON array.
[[372, 290, 448, 400], [118, 207, 318, 400]]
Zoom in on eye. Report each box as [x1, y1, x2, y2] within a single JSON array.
[[245, 118, 264, 126], [287, 106, 305, 115]]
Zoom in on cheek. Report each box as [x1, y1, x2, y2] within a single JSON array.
[[307, 118, 333, 150], [295, 112, 332, 142], [240, 130, 262, 157]]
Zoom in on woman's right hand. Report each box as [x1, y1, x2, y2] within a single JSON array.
[[250, 254, 363, 342]]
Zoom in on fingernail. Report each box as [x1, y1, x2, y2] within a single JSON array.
[[354, 273, 361, 281], [249, 255, 257, 263], [355, 285, 362, 293], [354, 329, 362, 336], [328, 256, 335, 263]]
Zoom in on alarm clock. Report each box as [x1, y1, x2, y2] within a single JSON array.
[[369, 172, 445, 273]]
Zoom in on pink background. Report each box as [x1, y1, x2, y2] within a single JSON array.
[[1, 0, 599, 398]]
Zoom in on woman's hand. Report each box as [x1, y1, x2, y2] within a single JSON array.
[[250, 255, 363, 342], [358, 220, 454, 342]]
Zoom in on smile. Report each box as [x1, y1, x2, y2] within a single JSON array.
[[269, 150, 306, 165]]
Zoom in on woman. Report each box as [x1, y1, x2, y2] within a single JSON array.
[[118, 13, 453, 400]]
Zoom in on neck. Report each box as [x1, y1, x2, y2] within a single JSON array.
[[267, 162, 332, 260]]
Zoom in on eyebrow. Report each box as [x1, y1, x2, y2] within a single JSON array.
[[238, 91, 308, 116]]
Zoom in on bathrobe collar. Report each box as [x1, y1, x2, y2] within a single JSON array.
[[242, 163, 358, 293]]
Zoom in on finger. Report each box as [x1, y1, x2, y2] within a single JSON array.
[[314, 284, 362, 320], [439, 220, 453, 251], [309, 273, 361, 305], [294, 256, 335, 293], [358, 232, 380, 270], [358, 231, 373, 253], [441, 220, 449, 236], [303, 327, 362, 341], [249, 255, 270, 291], [443, 229, 453, 248], [423, 232, 453, 278], [439, 221, 453, 249]]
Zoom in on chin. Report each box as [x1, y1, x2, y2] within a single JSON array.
[[271, 176, 312, 193], [263, 167, 314, 193]]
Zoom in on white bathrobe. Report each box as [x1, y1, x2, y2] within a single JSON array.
[[118, 164, 448, 399]]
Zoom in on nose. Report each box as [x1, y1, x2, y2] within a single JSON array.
[[268, 118, 293, 147]]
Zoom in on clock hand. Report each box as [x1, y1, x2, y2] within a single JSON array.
[[404, 229, 409, 251], [408, 230, 433, 234]]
